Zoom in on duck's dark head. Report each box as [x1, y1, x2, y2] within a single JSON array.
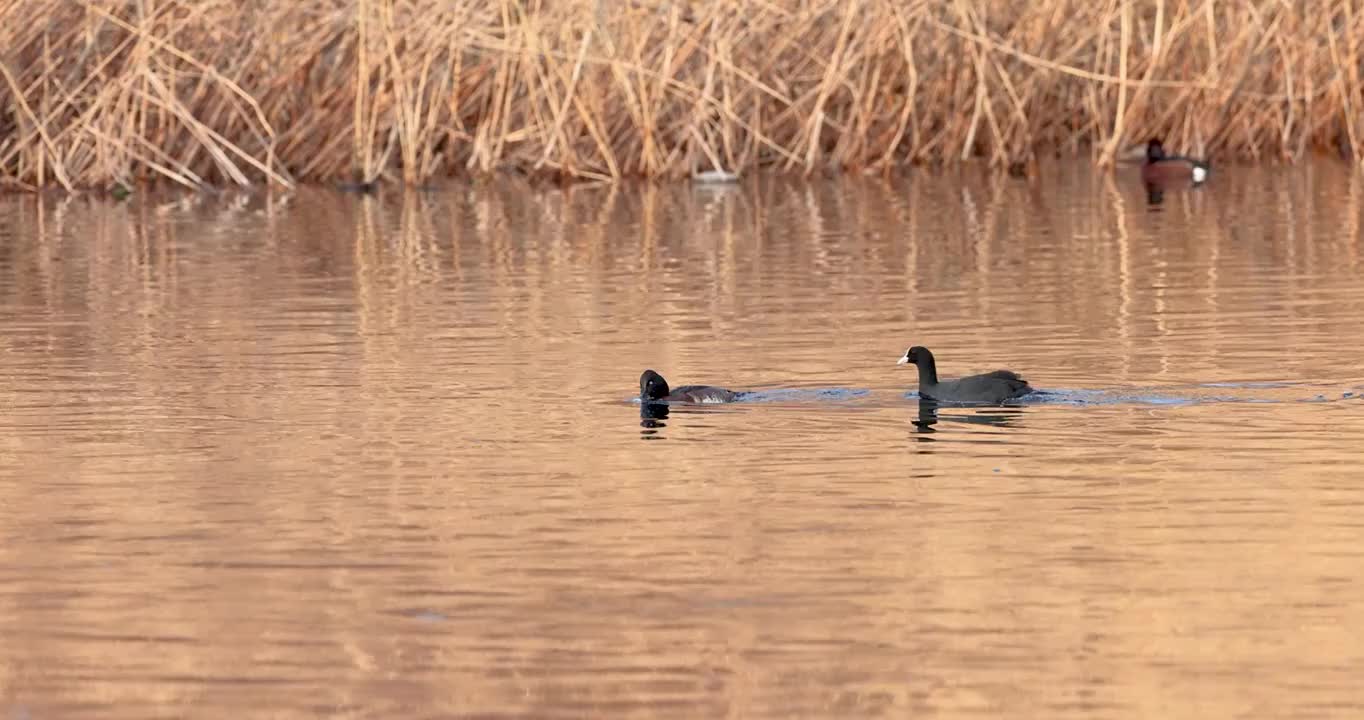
[[897, 346, 933, 367], [640, 369, 670, 401], [1146, 138, 1166, 161]]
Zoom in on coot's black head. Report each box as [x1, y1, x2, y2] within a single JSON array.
[[897, 346, 933, 367], [640, 369, 670, 401], [1146, 138, 1166, 161]]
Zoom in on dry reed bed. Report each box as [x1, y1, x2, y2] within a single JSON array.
[[1, 0, 1361, 191]]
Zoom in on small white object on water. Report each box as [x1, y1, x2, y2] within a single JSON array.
[[692, 168, 740, 184]]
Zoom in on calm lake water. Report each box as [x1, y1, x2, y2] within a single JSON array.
[[2, 160, 1363, 718]]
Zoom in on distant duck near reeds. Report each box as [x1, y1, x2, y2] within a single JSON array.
[[692, 168, 740, 184], [1142, 139, 1210, 186]]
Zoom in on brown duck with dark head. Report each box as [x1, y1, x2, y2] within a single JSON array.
[[1142, 138, 1210, 186]]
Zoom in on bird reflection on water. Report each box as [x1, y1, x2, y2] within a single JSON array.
[[637, 401, 742, 439], [639, 401, 669, 438], [1146, 184, 1165, 206], [910, 398, 1027, 436], [641, 396, 1029, 440]]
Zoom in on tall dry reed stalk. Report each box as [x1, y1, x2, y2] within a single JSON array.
[[0, 0, 1360, 192]]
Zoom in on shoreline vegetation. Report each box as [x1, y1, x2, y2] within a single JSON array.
[[1, 0, 1361, 194]]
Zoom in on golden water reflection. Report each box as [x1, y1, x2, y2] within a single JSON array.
[[1, 161, 1363, 718]]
